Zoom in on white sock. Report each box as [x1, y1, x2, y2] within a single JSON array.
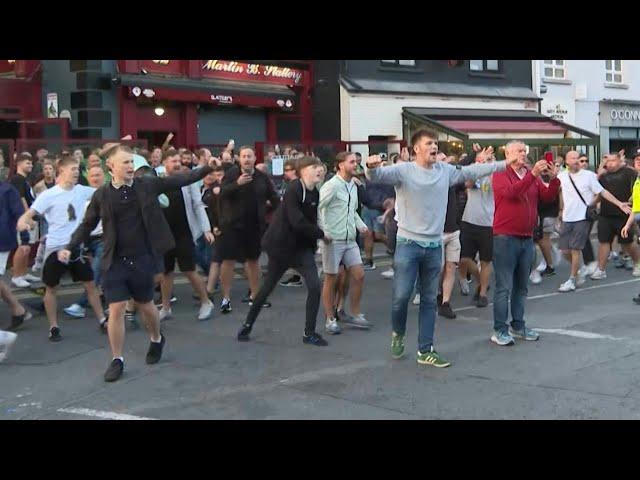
[[113, 356, 124, 363], [99, 318, 107, 325]]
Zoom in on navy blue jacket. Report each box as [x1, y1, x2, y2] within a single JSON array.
[[0, 181, 23, 251], [362, 180, 395, 211]]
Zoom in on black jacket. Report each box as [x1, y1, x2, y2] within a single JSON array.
[[67, 166, 212, 272], [261, 179, 324, 261], [218, 165, 280, 234]]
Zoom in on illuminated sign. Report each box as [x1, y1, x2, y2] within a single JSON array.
[[201, 60, 304, 85]]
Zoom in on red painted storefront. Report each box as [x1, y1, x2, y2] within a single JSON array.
[[117, 60, 314, 149], [0, 60, 43, 134]]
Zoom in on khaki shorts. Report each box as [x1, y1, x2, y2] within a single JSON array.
[[321, 240, 362, 275], [442, 230, 461, 264]]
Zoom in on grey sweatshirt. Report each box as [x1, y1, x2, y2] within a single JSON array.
[[365, 160, 506, 244]]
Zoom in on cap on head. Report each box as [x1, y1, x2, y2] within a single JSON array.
[[133, 154, 151, 172]]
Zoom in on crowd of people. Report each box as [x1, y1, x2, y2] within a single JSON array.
[[1, 130, 640, 380]]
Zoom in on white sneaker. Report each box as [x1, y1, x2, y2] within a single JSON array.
[[633, 264, 640, 277], [197, 301, 214, 321], [64, 304, 86, 318], [11, 277, 31, 288], [536, 260, 547, 273], [529, 270, 542, 285], [412, 293, 421, 305], [590, 268, 607, 280], [582, 261, 597, 277], [458, 278, 470, 296], [576, 272, 586, 286], [23, 273, 41, 282], [558, 278, 576, 292], [381, 268, 394, 279], [0, 330, 18, 363], [159, 307, 173, 321], [325, 318, 341, 335]]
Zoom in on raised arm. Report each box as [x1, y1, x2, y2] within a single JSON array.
[[153, 165, 213, 194], [448, 160, 507, 186], [364, 155, 404, 186]]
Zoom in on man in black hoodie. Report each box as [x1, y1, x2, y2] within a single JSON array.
[[237, 156, 330, 346]]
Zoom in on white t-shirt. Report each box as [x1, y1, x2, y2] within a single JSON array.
[[558, 169, 604, 222], [31, 185, 96, 251]]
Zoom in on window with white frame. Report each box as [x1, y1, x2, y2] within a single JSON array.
[[605, 60, 623, 84], [381, 60, 416, 67], [469, 60, 500, 72], [543, 60, 565, 79]]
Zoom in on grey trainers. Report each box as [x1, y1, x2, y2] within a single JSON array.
[[325, 318, 342, 335], [490, 330, 515, 346], [344, 313, 371, 329], [509, 326, 540, 341], [458, 277, 470, 296]]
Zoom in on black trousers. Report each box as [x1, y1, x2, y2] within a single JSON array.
[[582, 220, 595, 264], [244, 250, 321, 335]]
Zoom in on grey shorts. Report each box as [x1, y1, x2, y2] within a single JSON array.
[[559, 220, 591, 251], [542, 217, 556, 234], [321, 240, 362, 275]]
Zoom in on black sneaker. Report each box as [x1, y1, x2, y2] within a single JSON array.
[[8, 310, 31, 332], [476, 296, 489, 308], [104, 358, 124, 382], [438, 302, 457, 319], [542, 266, 556, 277], [237, 323, 252, 341], [362, 259, 376, 271], [279, 275, 303, 287], [248, 299, 272, 308], [436, 293, 443, 306], [146, 333, 165, 365], [220, 299, 232, 314], [633, 295, 640, 305], [49, 326, 62, 342], [303, 332, 328, 346], [99, 319, 108, 334], [473, 286, 490, 302], [241, 290, 252, 303]]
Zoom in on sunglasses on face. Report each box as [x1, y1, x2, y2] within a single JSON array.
[[579, 160, 588, 163]]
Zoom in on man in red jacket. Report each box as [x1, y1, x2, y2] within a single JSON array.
[[491, 140, 560, 346]]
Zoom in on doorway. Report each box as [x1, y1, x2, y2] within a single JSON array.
[[0, 119, 19, 139]]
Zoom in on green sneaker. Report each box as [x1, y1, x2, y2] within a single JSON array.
[[391, 332, 405, 359], [417, 347, 451, 368]]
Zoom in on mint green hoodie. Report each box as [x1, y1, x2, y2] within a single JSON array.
[[318, 173, 366, 242]]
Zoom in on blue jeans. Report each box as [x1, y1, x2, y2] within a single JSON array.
[[492, 235, 534, 334], [392, 239, 442, 353], [194, 235, 213, 276], [77, 238, 104, 308]]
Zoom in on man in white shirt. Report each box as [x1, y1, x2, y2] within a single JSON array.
[[557, 151, 631, 292], [17, 157, 106, 341]]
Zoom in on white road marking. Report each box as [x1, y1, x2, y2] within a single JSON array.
[[453, 277, 640, 312], [57, 407, 155, 420], [534, 329, 629, 341]]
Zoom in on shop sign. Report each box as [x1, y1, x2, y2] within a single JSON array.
[[211, 94, 233, 104], [139, 60, 184, 75], [201, 60, 304, 86], [545, 104, 568, 122], [0, 59, 15, 73], [610, 109, 640, 121]]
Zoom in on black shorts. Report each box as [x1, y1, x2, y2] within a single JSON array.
[[597, 216, 633, 245], [216, 228, 261, 262], [42, 251, 94, 288], [164, 236, 196, 274], [460, 221, 494, 262], [102, 254, 156, 304]]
